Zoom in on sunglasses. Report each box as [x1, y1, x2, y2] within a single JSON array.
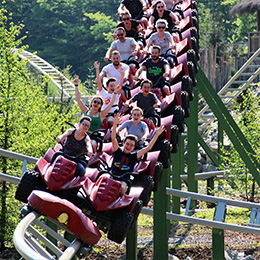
[[157, 26, 165, 29], [93, 100, 101, 105], [122, 17, 130, 21], [117, 33, 124, 37], [157, 5, 164, 8], [82, 123, 90, 128]]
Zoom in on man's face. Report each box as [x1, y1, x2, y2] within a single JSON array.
[[107, 81, 116, 93], [123, 139, 135, 154], [111, 54, 121, 66], [117, 30, 125, 41], [151, 49, 160, 61], [141, 83, 151, 96]]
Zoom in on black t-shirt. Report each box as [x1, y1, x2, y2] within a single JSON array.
[[121, 0, 144, 20], [132, 92, 157, 115], [142, 57, 168, 85], [117, 20, 140, 39], [152, 9, 173, 31], [111, 148, 137, 178]]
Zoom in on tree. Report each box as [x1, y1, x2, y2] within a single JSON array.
[[0, 0, 118, 81], [0, 8, 77, 247]]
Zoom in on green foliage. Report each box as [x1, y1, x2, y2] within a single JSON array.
[[0, 0, 118, 82], [0, 7, 77, 247], [219, 87, 260, 201]]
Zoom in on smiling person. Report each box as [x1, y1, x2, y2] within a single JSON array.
[[148, 0, 180, 32], [111, 113, 164, 194], [117, 107, 149, 148], [145, 19, 175, 67], [125, 79, 161, 117], [55, 116, 93, 177], [95, 61, 124, 127], [114, 10, 145, 47]]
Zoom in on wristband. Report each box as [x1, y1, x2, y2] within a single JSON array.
[[75, 85, 78, 87]]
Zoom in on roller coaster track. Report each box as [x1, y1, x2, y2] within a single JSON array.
[[15, 48, 80, 99], [198, 47, 260, 130]]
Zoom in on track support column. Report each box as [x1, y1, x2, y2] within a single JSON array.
[[154, 167, 170, 259], [126, 222, 137, 260]]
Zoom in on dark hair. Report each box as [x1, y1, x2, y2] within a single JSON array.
[[152, 45, 161, 52], [123, 134, 138, 146], [141, 79, 153, 88], [80, 116, 92, 124], [106, 77, 117, 87]]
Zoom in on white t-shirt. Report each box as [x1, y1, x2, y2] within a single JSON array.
[[97, 88, 120, 113], [111, 38, 137, 61], [101, 63, 129, 85]]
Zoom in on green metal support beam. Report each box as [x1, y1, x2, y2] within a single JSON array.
[[185, 87, 198, 196], [126, 223, 137, 260], [153, 168, 170, 259]]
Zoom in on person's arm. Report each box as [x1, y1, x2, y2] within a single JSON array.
[[132, 39, 140, 57], [55, 128, 74, 143], [134, 65, 146, 80], [124, 98, 134, 107], [168, 33, 175, 49], [117, 67, 125, 93], [94, 61, 102, 92], [118, 3, 126, 15], [85, 135, 93, 157], [154, 96, 161, 107], [141, 123, 149, 142], [137, 125, 164, 158], [139, 0, 147, 10], [143, 36, 152, 54], [104, 43, 116, 62], [170, 11, 180, 24], [111, 114, 122, 151], [148, 15, 155, 30], [163, 63, 170, 78], [74, 76, 88, 114]]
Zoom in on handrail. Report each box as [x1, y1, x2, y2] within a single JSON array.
[[14, 49, 76, 99], [141, 188, 260, 235], [198, 47, 260, 129]]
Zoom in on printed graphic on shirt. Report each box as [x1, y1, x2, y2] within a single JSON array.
[[114, 156, 130, 171], [148, 66, 163, 76]]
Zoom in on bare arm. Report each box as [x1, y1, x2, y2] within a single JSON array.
[[74, 77, 88, 114], [56, 128, 74, 143], [134, 65, 146, 79], [148, 16, 155, 29], [85, 135, 93, 156], [118, 3, 126, 14], [104, 46, 115, 62], [111, 114, 121, 151], [94, 61, 102, 92], [163, 63, 170, 78], [137, 125, 164, 158]]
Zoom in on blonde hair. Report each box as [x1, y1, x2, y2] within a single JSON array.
[[131, 107, 143, 116]]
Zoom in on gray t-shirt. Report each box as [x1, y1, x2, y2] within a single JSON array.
[[148, 32, 173, 55], [111, 38, 137, 61], [119, 120, 149, 141]]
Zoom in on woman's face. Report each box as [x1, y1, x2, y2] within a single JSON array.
[[91, 98, 102, 110], [132, 110, 142, 123], [156, 2, 165, 12], [156, 23, 166, 32], [122, 14, 131, 25]]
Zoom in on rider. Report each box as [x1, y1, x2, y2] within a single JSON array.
[[124, 79, 161, 117], [134, 45, 171, 97], [55, 116, 93, 177], [95, 61, 124, 127], [111, 113, 164, 194]]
